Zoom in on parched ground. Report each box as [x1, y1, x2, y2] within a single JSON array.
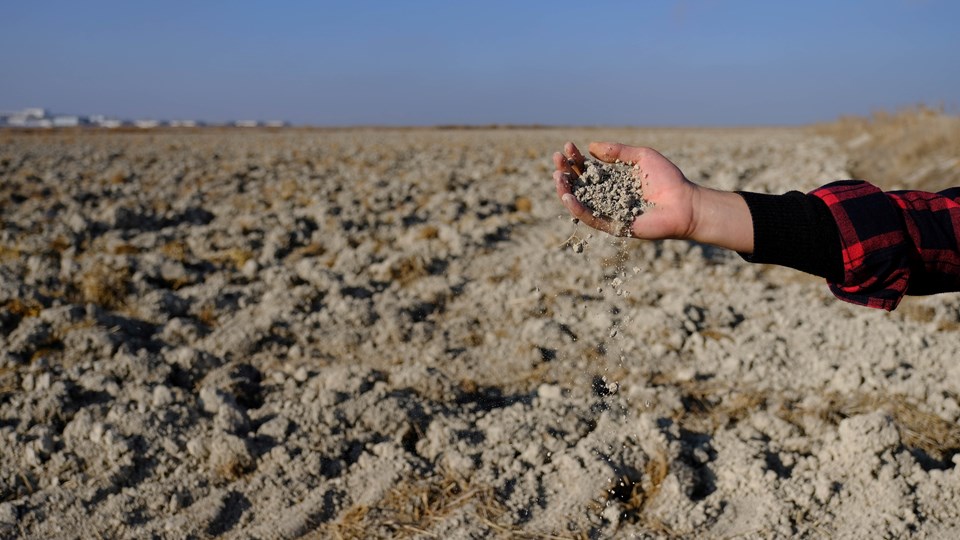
[[2, 126, 960, 539]]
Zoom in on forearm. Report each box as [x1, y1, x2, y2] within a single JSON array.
[[690, 187, 844, 281], [691, 188, 755, 254]]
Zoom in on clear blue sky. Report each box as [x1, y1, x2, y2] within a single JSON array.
[[1, 1, 957, 126]]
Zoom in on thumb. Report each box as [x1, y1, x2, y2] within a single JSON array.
[[588, 142, 654, 166]]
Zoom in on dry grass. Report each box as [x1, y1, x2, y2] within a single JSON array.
[[160, 240, 189, 262], [650, 374, 767, 433], [111, 243, 141, 255], [797, 392, 960, 462], [108, 171, 128, 185], [316, 469, 576, 540], [650, 374, 960, 463], [5, 298, 43, 318], [0, 363, 21, 398], [606, 448, 674, 535], [48, 236, 72, 253], [0, 244, 22, 261], [812, 105, 960, 192], [288, 242, 327, 262], [76, 264, 131, 310], [514, 196, 533, 213], [417, 225, 439, 240], [384, 255, 433, 286], [196, 303, 219, 328], [206, 247, 255, 270]]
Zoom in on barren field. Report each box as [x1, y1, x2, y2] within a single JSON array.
[[2, 125, 960, 538]]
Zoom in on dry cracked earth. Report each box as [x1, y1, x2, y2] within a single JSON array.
[[2, 127, 960, 539]]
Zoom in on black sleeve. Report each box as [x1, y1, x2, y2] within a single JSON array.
[[736, 191, 844, 283]]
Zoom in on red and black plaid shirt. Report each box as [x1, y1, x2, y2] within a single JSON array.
[[741, 181, 960, 311], [810, 181, 960, 310]]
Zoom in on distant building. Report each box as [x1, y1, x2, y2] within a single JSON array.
[[134, 120, 161, 129], [0, 107, 298, 130], [52, 115, 84, 127], [6, 108, 50, 127]]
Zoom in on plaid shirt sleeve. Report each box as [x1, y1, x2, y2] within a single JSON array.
[[810, 180, 960, 310]]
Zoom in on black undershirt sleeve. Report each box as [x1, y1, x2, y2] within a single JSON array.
[[736, 191, 844, 283]]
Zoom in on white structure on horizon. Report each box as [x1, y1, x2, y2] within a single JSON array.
[[0, 107, 132, 128], [1, 107, 288, 129], [52, 115, 84, 127], [134, 120, 162, 129], [3, 108, 50, 127]]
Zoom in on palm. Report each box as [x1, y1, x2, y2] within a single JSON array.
[[553, 142, 697, 241]]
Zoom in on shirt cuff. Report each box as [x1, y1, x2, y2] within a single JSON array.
[[737, 190, 844, 282]]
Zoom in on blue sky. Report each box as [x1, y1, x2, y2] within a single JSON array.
[[1, 1, 957, 126]]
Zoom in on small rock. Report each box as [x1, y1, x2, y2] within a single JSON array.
[[257, 416, 292, 440], [0, 502, 17, 526], [199, 386, 223, 414], [537, 384, 563, 400], [201, 363, 263, 409], [214, 402, 250, 434], [186, 436, 208, 459], [24, 446, 42, 466], [152, 385, 174, 408], [241, 259, 259, 279], [35, 372, 52, 391], [208, 434, 254, 479], [89, 422, 106, 444]]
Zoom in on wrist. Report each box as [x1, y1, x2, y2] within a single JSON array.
[[691, 188, 754, 253]]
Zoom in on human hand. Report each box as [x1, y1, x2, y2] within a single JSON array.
[[552, 142, 754, 252], [553, 141, 699, 240]]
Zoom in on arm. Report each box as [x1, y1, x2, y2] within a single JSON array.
[[555, 141, 960, 310], [554, 141, 960, 311]]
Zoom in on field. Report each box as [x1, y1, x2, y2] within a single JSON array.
[[2, 113, 960, 538]]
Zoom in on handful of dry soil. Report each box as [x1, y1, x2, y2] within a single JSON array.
[[572, 159, 648, 226]]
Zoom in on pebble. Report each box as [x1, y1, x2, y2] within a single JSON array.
[[152, 385, 174, 408], [186, 436, 208, 459], [0, 502, 16, 525], [537, 384, 563, 400]]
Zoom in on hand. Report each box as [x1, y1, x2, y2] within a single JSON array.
[[552, 141, 754, 253], [553, 142, 697, 240]]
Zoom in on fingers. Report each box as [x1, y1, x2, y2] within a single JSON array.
[[553, 145, 630, 237], [553, 167, 572, 199], [588, 141, 655, 166], [553, 142, 586, 178], [588, 142, 624, 163], [553, 170, 622, 236], [563, 141, 586, 174], [552, 151, 573, 175]]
